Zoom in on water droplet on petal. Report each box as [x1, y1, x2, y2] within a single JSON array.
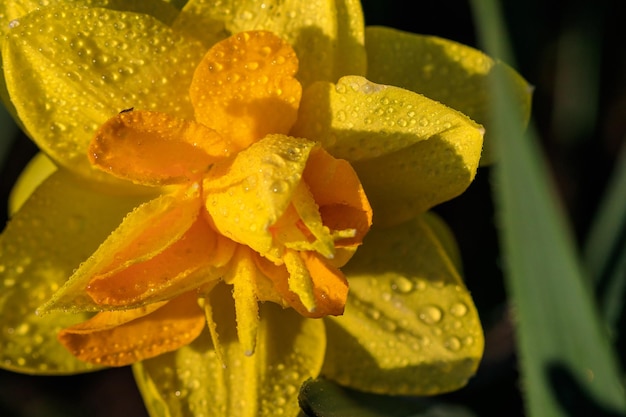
[[445, 336, 462, 351], [418, 305, 443, 324], [366, 308, 381, 320], [450, 302, 468, 317], [391, 276, 414, 294], [245, 61, 259, 71], [270, 180, 288, 193]]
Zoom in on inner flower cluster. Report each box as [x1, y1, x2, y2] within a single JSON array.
[[40, 30, 372, 367]]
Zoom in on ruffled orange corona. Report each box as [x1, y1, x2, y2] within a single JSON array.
[[42, 31, 372, 366]]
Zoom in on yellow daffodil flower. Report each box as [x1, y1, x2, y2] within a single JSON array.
[[0, 1, 532, 416]]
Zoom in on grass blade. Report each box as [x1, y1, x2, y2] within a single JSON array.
[[469, 0, 626, 416]]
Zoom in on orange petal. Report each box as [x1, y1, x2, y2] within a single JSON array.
[[58, 292, 206, 367], [255, 251, 348, 318], [302, 251, 349, 317], [190, 31, 302, 150], [40, 185, 203, 314], [86, 217, 229, 307], [89, 110, 231, 185], [303, 147, 372, 251]]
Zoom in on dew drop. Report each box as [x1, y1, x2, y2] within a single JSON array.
[[15, 323, 30, 335], [245, 61, 259, 71], [208, 62, 224, 72], [335, 83, 347, 94], [270, 180, 288, 194], [450, 302, 468, 317], [390, 276, 414, 294], [414, 279, 427, 291], [419, 118, 429, 127], [445, 336, 462, 351], [239, 10, 254, 20], [243, 175, 257, 191], [279, 147, 301, 162], [227, 72, 241, 83], [418, 305, 443, 325], [366, 308, 381, 320]]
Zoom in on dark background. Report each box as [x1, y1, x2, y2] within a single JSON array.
[[1, 0, 624, 416]]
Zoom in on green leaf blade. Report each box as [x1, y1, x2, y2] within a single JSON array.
[[470, 0, 626, 416]]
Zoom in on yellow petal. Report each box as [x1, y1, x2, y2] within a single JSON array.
[[293, 75, 484, 225], [0, 0, 181, 36], [283, 249, 317, 313], [323, 216, 484, 395], [8, 152, 57, 215], [2, 6, 205, 181], [204, 134, 315, 260], [172, 0, 366, 87], [190, 31, 301, 150], [40, 185, 202, 314], [0, 169, 147, 374], [274, 182, 335, 258], [422, 211, 463, 272], [58, 291, 206, 367], [224, 245, 260, 356], [89, 110, 232, 185], [134, 287, 326, 417], [365, 26, 532, 165]]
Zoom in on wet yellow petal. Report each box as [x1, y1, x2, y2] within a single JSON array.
[[8, 152, 57, 215], [134, 287, 326, 417], [276, 182, 336, 258], [190, 31, 301, 150], [365, 26, 532, 164], [0, 0, 181, 37], [58, 292, 206, 367], [40, 185, 202, 314], [293, 75, 484, 226], [422, 212, 463, 272], [294, 75, 484, 162], [2, 6, 205, 180], [0, 169, 147, 374], [204, 134, 315, 260], [224, 246, 260, 356], [283, 249, 317, 313], [89, 110, 232, 185], [323, 216, 484, 395], [173, 0, 366, 87]]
